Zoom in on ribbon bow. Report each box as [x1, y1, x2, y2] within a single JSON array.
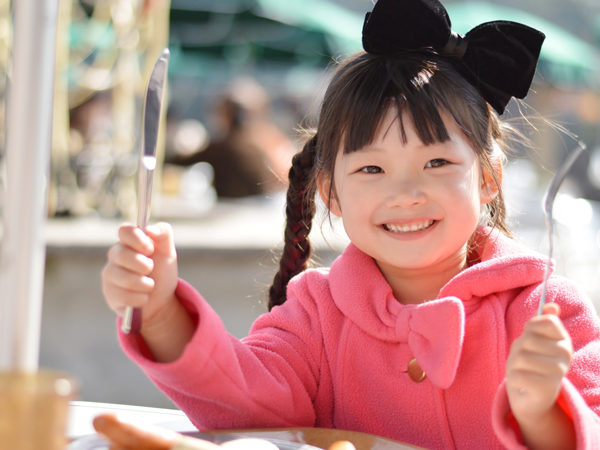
[[395, 297, 465, 389], [362, 0, 545, 115]]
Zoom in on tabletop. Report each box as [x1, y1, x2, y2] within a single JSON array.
[[67, 402, 425, 450], [68, 401, 196, 438]]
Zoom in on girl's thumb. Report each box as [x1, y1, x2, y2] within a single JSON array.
[[145, 222, 176, 256], [542, 302, 561, 317]]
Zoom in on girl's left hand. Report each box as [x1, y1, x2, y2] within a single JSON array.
[[506, 303, 573, 422]]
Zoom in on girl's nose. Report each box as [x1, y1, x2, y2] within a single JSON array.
[[384, 177, 427, 208]]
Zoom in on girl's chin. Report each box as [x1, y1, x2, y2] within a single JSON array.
[[373, 246, 470, 275]]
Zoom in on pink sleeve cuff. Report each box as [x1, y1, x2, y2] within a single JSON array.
[[493, 378, 600, 449], [117, 279, 229, 386], [116, 279, 318, 430]]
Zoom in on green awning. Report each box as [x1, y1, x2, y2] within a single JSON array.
[[253, 0, 363, 55], [167, 0, 600, 89]]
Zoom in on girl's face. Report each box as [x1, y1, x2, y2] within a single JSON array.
[[323, 107, 498, 280]]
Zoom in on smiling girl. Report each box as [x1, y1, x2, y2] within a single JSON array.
[[101, 1, 600, 449], [324, 107, 490, 304]]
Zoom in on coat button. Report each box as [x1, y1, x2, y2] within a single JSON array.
[[407, 358, 426, 382]]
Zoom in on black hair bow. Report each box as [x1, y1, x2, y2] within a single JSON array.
[[362, 0, 545, 114]]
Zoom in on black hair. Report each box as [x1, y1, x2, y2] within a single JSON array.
[[268, 51, 511, 310]]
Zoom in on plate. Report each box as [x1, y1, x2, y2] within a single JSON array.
[[68, 434, 109, 450], [68, 433, 323, 450], [193, 433, 322, 450]]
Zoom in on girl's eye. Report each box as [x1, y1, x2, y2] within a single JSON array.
[[425, 159, 448, 168], [360, 166, 382, 174]]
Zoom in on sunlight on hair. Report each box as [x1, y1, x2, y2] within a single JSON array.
[[411, 68, 434, 89], [491, 140, 505, 162]]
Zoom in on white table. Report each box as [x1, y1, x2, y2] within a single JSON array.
[[68, 401, 197, 439], [67, 402, 426, 450]]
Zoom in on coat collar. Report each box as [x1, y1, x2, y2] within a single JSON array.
[[328, 227, 550, 343]]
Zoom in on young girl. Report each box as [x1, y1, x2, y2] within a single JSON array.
[[102, 0, 600, 449]]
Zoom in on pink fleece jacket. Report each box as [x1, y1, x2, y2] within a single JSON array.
[[120, 229, 600, 449]]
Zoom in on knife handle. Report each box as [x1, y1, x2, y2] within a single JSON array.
[[121, 307, 143, 334], [122, 163, 156, 334]]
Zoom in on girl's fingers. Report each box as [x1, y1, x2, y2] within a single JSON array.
[[509, 369, 564, 388], [523, 314, 570, 341], [508, 351, 570, 379], [103, 263, 155, 293], [515, 332, 573, 360], [511, 305, 572, 362], [507, 304, 573, 419], [109, 245, 154, 276], [523, 314, 568, 340], [118, 224, 155, 257], [102, 283, 150, 312], [543, 302, 561, 316], [145, 222, 177, 258], [508, 330, 572, 379]]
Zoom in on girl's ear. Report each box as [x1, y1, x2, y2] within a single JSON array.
[[480, 163, 502, 204], [317, 176, 342, 217]]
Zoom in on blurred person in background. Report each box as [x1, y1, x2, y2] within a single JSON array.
[[167, 78, 296, 198]]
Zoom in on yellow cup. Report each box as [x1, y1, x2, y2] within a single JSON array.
[[0, 370, 77, 450]]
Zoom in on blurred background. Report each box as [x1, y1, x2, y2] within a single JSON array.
[[0, 0, 599, 409]]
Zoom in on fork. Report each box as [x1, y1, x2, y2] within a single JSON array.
[[537, 141, 587, 316]]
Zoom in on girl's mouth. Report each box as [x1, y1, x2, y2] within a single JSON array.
[[382, 220, 435, 233]]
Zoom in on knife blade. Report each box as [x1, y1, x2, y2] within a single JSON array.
[[122, 48, 170, 334]]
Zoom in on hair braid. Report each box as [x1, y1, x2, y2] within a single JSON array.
[[268, 135, 318, 311]]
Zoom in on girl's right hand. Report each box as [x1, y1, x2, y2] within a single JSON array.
[[102, 222, 179, 329]]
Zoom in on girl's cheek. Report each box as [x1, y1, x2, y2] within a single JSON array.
[[441, 168, 479, 192]]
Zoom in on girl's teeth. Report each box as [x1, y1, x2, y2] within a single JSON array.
[[384, 220, 434, 233]]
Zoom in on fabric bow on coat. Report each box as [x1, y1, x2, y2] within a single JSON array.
[[328, 245, 468, 390], [362, 0, 545, 114], [392, 296, 465, 389]]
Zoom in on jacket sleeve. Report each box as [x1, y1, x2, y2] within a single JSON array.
[[118, 278, 323, 431], [492, 277, 600, 449]]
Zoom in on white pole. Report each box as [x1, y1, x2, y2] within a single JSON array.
[[0, 0, 59, 372]]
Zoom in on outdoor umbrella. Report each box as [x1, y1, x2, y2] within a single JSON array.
[[167, 0, 363, 73], [169, 0, 600, 89]]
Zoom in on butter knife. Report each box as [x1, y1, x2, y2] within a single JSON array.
[[122, 48, 170, 334]]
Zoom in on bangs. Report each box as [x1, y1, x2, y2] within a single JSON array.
[[319, 52, 487, 157]]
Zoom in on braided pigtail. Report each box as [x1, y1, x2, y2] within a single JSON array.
[[268, 134, 318, 311]]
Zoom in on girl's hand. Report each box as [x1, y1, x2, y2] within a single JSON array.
[[506, 303, 575, 449], [102, 222, 179, 329], [506, 303, 573, 418]]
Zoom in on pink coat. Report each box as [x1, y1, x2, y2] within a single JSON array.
[[120, 229, 600, 449]]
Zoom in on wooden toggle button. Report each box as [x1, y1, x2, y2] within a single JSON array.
[[407, 358, 426, 382]]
